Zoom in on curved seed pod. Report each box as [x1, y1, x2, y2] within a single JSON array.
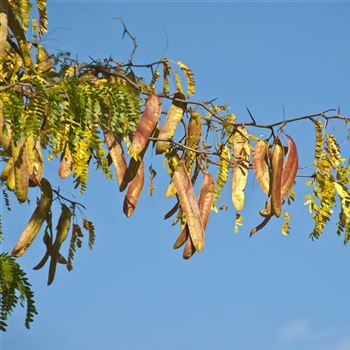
[[104, 132, 127, 189], [164, 201, 180, 220], [12, 178, 53, 257], [123, 160, 145, 217], [33, 229, 52, 270], [13, 140, 29, 203], [0, 158, 14, 182], [130, 94, 162, 160], [180, 172, 215, 259], [48, 204, 72, 285], [271, 137, 284, 217], [156, 92, 186, 154], [231, 126, 250, 211], [172, 161, 204, 253], [58, 145, 73, 179], [281, 135, 298, 201], [252, 140, 270, 195], [250, 215, 272, 236]]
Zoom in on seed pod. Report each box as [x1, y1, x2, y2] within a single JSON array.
[[250, 215, 272, 236], [231, 126, 250, 211], [123, 159, 145, 217], [0, 100, 12, 154], [252, 140, 270, 195], [183, 235, 196, 260], [13, 139, 29, 203], [6, 164, 15, 191], [156, 92, 186, 154], [173, 224, 188, 249], [172, 161, 204, 253], [58, 145, 73, 179], [28, 138, 44, 187], [104, 132, 126, 189], [270, 137, 284, 217], [120, 140, 148, 192], [281, 135, 298, 201], [48, 204, 72, 285], [0, 157, 14, 182], [184, 109, 202, 171], [130, 94, 162, 159], [12, 178, 53, 257], [180, 171, 215, 259]]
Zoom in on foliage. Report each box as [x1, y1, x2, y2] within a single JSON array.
[[0, 0, 349, 330]]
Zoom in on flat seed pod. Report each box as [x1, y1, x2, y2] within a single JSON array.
[[48, 204, 72, 285], [281, 135, 298, 201], [13, 139, 29, 203], [231, 126, 250, 211], [58, 145, 73, 179], [181, 171, 215, 259], [156, 92, 186, 154], [184, 109, 202, 171], [130, 94, 162, 159], [12, 178, 53, 257], [123, 159, 145, 217], [271, 137, 284, 217], [104, 132, 126, 189], [252, 140, 270, 195], [172, 161, 204, 253]]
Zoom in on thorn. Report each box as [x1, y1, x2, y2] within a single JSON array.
[[246, 106, 256, 124]]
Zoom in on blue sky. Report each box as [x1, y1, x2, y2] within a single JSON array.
[[2, 1, 350, 350]]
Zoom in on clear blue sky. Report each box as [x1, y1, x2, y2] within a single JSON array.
[[2, 2, 350, 350]]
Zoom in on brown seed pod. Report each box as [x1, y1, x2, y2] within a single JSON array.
[[281, 135, 298, 201], [183, 235, 196, 260], [252, 140, 270, 195], [104, 132, 127, 189], [130, 94, 162, 159], [6, 164, 15, 191], [181, 171, 215, 259], [123, 159, 145, 217], [270, 137, 284, 218], [12, 178, 53, 257], [48, 204, 72, 285], [184, 109, 202, 172], [13, 139, 29, 203], [172, 161, 204, 253], [156, 92, 186, 154], [231, 126, 250, 211], [58, 145, 73, 179]]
